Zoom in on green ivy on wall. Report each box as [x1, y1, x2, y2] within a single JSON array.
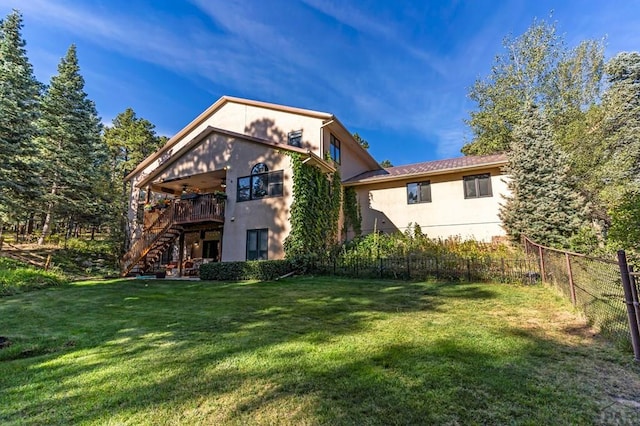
[[342, 186, 361, 239], [284, 153, 341, 260]]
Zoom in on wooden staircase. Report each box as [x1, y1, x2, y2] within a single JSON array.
[[120, 195, 225, 276], [121, 204, 179, 276]]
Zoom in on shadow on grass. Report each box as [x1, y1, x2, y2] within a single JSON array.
[[1, 278, 637, 424]]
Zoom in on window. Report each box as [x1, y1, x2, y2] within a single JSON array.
[[329, 134, 341, 164], [247, 229, 268, 260], [463, 174, 492, 198], [407, 181, 431, 204], [288, 129, 302, 147], [237, 163, 284, 202]]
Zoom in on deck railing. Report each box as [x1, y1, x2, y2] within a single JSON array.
[[121, 194, 225, 275], [173, 194, 225, 224]]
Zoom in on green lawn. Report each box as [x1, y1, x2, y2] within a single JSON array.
[[1, 277, 640, 425]]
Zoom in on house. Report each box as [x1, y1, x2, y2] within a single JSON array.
[[121, 96, 508, 276]]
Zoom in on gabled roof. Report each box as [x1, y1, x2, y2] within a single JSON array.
[[343, 153, 508, 186], [136, 126, 335, 188], [125, 95, 335, 181]]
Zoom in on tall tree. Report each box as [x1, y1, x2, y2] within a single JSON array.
[[598, 52, 640, 249], [0, 10, 42, 230], [37, 44, 103, 245], [103, 108, 165, 251], [462, 19, 604, 156], [500, 104, 587, 247], [104, 108, 164, 180], [352, 132, 369, 149]]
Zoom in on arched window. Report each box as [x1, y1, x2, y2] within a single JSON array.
[[237, 163, 283, 202], [251, 163, 268, 175]]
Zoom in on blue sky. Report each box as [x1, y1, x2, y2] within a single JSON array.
[[1, 1, 639, 166]]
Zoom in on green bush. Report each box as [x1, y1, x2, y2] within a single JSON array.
[[200, 260, 292, 281], [0, 257, 67, 296]]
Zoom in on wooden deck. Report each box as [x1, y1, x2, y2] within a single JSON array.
[[144, 194, 225, 229], [173, 195, 225, 224]]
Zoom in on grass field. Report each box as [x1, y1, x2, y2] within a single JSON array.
[[1, 277, 640, 425]]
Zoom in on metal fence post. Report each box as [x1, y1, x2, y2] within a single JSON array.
[[565, 253, 577, 306], [628, 266, 640, 336], [617, 250, 640, 362]]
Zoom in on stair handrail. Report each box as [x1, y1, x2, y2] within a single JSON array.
[[121, 203, 176, 275]]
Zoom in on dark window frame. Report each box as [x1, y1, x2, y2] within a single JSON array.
[[246, 228, 268, 260], [463, 173, 493, 199], [329, 134, 341, 164], [288, 129, 302, 147], [237, 164, 283, 202], [406, 181, 432, 204]]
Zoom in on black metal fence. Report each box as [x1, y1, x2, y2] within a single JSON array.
[[309, 253, 540, 284], [523, 236, 629, 345]]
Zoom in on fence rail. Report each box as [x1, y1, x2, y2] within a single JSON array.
[[309, 253, 539, 284], [523, 236, 630, 346]]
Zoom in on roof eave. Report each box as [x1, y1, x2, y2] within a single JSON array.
[[343, 160, 508, 187], [125, 95, 334, 182]]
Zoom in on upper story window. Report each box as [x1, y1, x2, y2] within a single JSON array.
[[329, 134, 341, 164], [237, 163, 283, 202], [463, 173, 492, 199], [407, 181, 431, 204], [288, 130, 302, 147]]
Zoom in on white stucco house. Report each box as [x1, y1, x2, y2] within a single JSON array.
[[121, 96, 508, 276]]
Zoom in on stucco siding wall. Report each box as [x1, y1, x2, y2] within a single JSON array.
[[322, 127, 375, 181], [138, 133, 294, 262], [355, 167, 508, 242], [211, 102, 324, 153], [128, 101, 324, 248], [135, 101, 325, 183]]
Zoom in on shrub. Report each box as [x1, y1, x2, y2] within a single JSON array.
[[0, 257, 67, 296], [200, 260, 292, 281]]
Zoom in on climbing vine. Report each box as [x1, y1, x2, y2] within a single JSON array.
[[284, 153, 341, 261], [342, 186, 361, 239]]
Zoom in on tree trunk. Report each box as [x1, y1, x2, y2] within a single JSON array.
[[27, 212, 34, 235], [38, 184, 58, 246]]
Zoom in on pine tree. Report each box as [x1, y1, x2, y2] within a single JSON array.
[[37, 45, 103, 245], [500, 104, 587, 247], [103, 108, 164, 251], [0, 10, 42, 227]]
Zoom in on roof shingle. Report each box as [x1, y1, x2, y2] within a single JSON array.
[[344, 153, 507, 185]]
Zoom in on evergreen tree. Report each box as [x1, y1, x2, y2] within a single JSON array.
[[103, 108, 164, 251], [0, 10, 42, 229], [500, 104, 587, 247], [352, 132, 369, 149], [37, 45, 103, 245], [104, 108, 164, 181]]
